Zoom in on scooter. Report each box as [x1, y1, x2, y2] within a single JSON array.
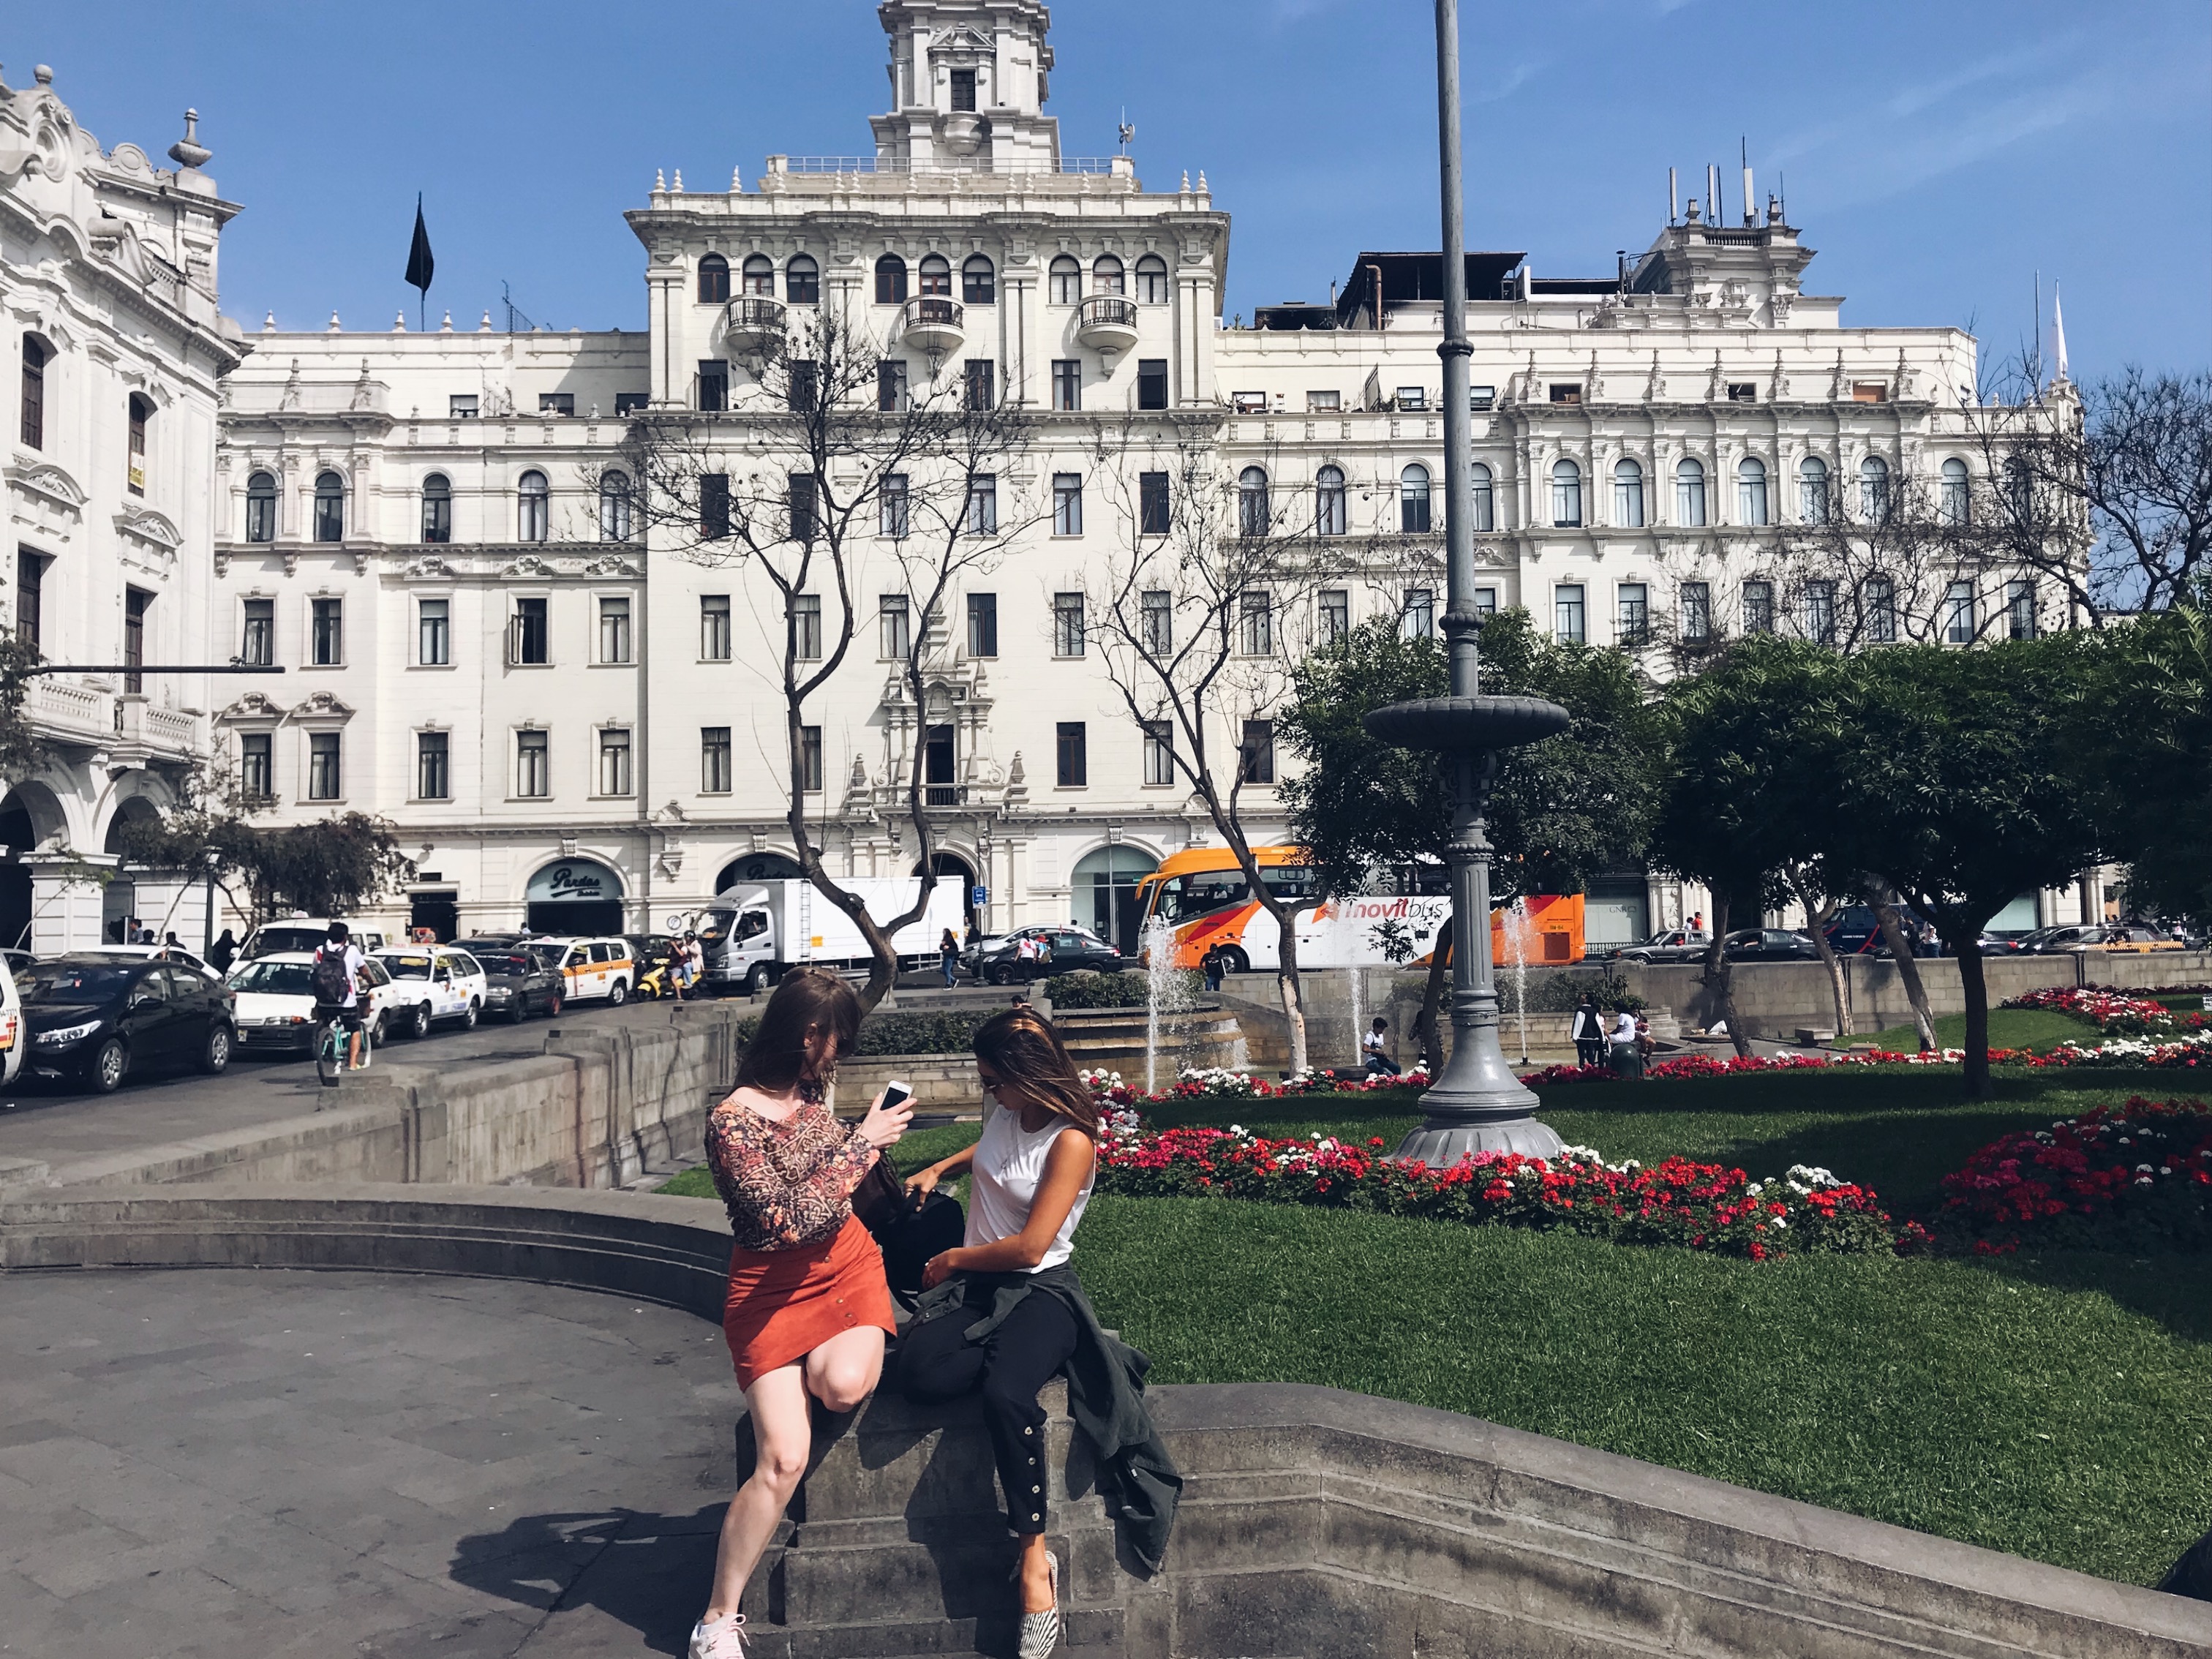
[[636, 960, 680, 1001]]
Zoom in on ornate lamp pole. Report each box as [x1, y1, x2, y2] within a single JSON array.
[[1364, 0, 1570, 1165]]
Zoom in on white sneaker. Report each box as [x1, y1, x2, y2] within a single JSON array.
[[689, 1613, 747, 1659]]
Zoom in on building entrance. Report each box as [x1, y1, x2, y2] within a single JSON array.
[[524, 858, 625, 938]]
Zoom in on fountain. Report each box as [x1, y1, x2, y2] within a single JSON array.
[[1142, 914, 1184, 1095], [1506, 896, 1532, 1065], [1347, 962, 1364, 1079], [1362, 0, 1570, 1165]]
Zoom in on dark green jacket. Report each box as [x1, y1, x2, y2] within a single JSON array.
[[908, 1263, 1182, 1573]]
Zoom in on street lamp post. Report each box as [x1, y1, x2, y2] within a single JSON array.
[[1364, 0, 1571, 1165]]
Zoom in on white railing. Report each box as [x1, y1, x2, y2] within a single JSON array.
[[774, 155, 1123, 176], [26, 678, 110, 740]]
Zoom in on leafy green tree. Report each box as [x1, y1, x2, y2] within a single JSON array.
[[0, 635, 56, 787]]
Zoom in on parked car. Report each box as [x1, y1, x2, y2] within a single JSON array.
[[238, 918, 390, 960], [969, 925, 1123, 984], [1, 947, 35, 982], [1723, 928, 1821, 963], [2017, 924, 2184, 955], [456, 943, 566, 1022], [1818, 906, 1884, 957], [83, 943, 225, 983], [530, 936, 637, 1005], [1613, 928, 1713, 965], [372, 944, 490, 1032], [0, 954, 23, 1086], [22, 955, 236, 1091], [225, 951, 423, 1053]]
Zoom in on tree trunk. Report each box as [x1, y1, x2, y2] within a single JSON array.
[[1274, 904, 1309, 1077], [1786, 866, 1851, 1042], [1951, 929, 1993, 1099], [1698, 895, 1753, 1058], [1864, 879, 1936, 1050], [1416, 926, 1452, 1075]]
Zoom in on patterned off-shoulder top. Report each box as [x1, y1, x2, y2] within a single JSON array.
[[705, 1091, 879, 1252]]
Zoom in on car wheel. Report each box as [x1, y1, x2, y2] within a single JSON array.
[[744, 962, 771, 996], [505, 998, 526, 1023], [544, 993, 563, 1019], [201, 1022, 233, 1075], [409, 1002, 431, 1039], [607, 978, 628, 1007], [371, 1010, 389, 1047], [85, 1037, 127, 1094], [460, 999, 478, 1031]]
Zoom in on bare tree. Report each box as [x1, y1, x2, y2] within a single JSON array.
[[608, 306, 1034, 1009]]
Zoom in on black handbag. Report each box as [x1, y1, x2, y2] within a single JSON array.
[[851, 1155, 911, 1239]]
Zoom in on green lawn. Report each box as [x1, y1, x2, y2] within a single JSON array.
[[1863, 1007, 2098, 1054]]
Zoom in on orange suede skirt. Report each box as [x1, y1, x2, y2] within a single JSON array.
[[721, 1215, 895, 1391]]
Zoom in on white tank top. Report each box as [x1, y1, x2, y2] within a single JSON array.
[[965, 1098, 1095, 1273]]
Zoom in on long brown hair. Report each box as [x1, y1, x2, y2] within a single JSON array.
[[734, 969, 862, 1095], [972, 1007, 1096, 1134]]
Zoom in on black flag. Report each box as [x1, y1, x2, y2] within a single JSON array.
[[404, 195, 433, 327]]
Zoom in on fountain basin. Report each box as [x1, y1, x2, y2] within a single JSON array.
[[1363, 694, 1569, 753]]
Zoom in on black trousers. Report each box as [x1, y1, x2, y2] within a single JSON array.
[[1574, 1037, 1605, 1066], [897, 1281, 1079, 1535]]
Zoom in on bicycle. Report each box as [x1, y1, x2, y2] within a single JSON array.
[[315, 1008, 372, 1088]]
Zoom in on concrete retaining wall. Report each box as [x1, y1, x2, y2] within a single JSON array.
[[5, 1185, 2204, 1659]]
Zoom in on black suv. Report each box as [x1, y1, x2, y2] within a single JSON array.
[[971, 926, 1124, 984], [23, 955, 236, 1092]]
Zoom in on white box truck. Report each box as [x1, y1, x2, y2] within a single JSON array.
[[698, 879, 966, 994]]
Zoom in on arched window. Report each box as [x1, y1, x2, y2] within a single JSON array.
[[1862, 573, 1897, 644], [18, 332, 50, 450], [874, 255, 908, 304], [1613, 458, 1644, 527], [1093, 255, 1125, 296], [1048, 256, 1082, 305], [1737, 456, 1769, 527], [918, 255, 952, 297], [1798, 455, 1830, 524], [1314, 465, 1346, 537], [1674, 459, 1707, 527], [1941, 457, 1971, 524], [1135, 255, 1170, 306], [421, 473, 451, 544], [312, 471, 345, 543], [1239, 467, 1271, 537], [740, 255, 775, 297], [599, 470, 632, 543], [1470, 462, 1495, 532], [785, 255, 820, 305], [1400, 464, 1432, 534], [518, 470, 549, 543], [244, 470, 277, 543], [697, 255, 729, 304], [127, 393, 151, 494], [1551, 459, 1582, 527], [963, 255, 996, 304], [1859, 455, 1890, 522]]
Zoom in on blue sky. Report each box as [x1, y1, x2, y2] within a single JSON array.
[[12, 1, 2208, 379]]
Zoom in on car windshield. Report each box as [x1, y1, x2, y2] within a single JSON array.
[[25, 963, 134, 1002], [381, 955, 435, 980], [524, 944, 565, 970], [252, 927, 331, 955], [479, 954, 536, 975], [227, 960, 317, 996]]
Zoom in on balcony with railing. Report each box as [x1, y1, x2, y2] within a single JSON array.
[[721, 295, 788, 353], [900, 296, 966, 358], [1076, 295, 1142, 356]]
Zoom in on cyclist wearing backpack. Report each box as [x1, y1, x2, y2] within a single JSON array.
[[313, 922, 369, 1069]]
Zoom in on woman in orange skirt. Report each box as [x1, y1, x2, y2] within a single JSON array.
[[689, 970, 911, 1659]]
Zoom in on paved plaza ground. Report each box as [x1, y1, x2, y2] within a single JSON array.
[[0, 1269, 742, 1658]]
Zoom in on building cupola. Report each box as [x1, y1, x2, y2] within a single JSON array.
[[870, 0, 1061, 173]]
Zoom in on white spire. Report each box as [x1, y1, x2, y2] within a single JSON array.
[[2051, 284, 2069, 383]]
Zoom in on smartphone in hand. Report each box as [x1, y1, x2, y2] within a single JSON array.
[[881, 1080, 913, 1113]]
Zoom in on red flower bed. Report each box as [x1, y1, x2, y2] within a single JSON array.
[[1520, 1050, 1916, 1088], [1937, 1096, 2212, 1251], [2003, 985, 2184, 1034], [1094, 1124, 1898, 1260]]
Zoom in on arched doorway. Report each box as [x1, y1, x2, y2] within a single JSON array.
[[101, 796, 165, 943], [912, 851, 977, 931], [1072, 845, 1159, 954], [714, 852, 804, 893], [0, 791, 35, 952], [524, 857, 625, 937]]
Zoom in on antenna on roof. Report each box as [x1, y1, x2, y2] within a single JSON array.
[[1740, 136, 1753, 226], [1117, 108, 1134, 154], [1669, 166, 1677, 225], [1778, 170, 1786, 225]]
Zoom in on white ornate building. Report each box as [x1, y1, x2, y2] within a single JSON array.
[[7, 4, 2088, 953]]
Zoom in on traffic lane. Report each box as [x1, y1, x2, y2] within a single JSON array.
[[0, 998, 637, 1174]]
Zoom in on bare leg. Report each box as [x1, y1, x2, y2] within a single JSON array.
[[701, 1366, 813, 1624], [1016, 1530, 1056, 1614], [801, 1324, 885, 1413]]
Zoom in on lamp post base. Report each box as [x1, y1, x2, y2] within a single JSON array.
[[1395, 1112, 1563, 1167]]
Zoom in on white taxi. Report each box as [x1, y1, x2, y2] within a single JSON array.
[[372, 945, 489, 1034], [225, 952, 429, 1053], [528, 936, 636, 1007]]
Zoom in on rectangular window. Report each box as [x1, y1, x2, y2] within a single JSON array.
[[1056, 721, 1088, 788], [538, 392, 575, 417], [417, 598, 449, 666], [122, 586, 150, 691], [1396, 387, 1427, 410], [791, 592, 822, 660], [12, 549, 44, 647], [1401, 587, 1435, 640], [416, 731, 450, 800], [800, 725, 824, 792], [1306, 389, 1342, 413], [700, 473, 731, 540], [1554, 584, 1586, 645], [449, 394, 478, 419], [950, 67, 977, 111], [1851, 382, 1889, 404], [1547, 383, 1582, 405], [1053, 591, 1085, 657], [1617, 582, 1649, 647], [698, 360, 728, 413], [966, 592, 998, 658], [127, 398, 147, 495], [1231, 392, 1267, 415], [1238, 719, 1276, 786], [1140, 589, 1172, 655], [20, 342, 46, 448], [1138, 471, 1169, 536], [1944, 580, 1976, 644], [307, 731, 342, 801], [615, 391, 648, 415], [1319, 588, 1350, 647], [511, 596, 549, 665], [1142, 720, 1175, 786], [1053, 473, 1083, 535], [598, 727, 633, 797], [701, 726, 732, 794], [1727, 382, 1758, 403], [1470, 385, 1496, 410], [1865, 576, 1897, 644], [1239, 590, 1274, 656], [1680, 581, 1712, 644], [1472, 586, 1497, 617], [241, 597, 274, 667], [966, 473, 997, 535], [788, 473, 816, 542], [516, 729, 549, 798], [787, 361, 818, 413], [2007, 579, 2036, 640], [1743, 580, 1775, 636], [598, 595, 632, 664], [1805, 580, 1837, 645], [1051, 359, 1082, 412], [309, 596, 342, 666], [963, 359, 995, 412], [880, 594, 911, 659], [1137, 359, 1169, 412], [881, 473, 910, 538], [701, 595, 731, 660], [876, 360, 908, 413], [240, 731, 273, 800]]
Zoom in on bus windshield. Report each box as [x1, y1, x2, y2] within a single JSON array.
[[1151, 863, 1322, 925]]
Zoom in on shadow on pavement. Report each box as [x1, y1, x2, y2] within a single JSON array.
[[449, 1505, 723, 1655]]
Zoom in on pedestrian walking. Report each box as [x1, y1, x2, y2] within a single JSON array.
[[1570, 994, 1606, 1067], [687, 932, 705, 993], [665, 936, 689, 1001], [1609, 1007, 1643, 1080], [208, 928, 238, 974], [939, 927, 961, 989], [1361, 1016, 1396, 1077], [1200, 943, 1224, 993], [688, 971, 913, 1659]]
